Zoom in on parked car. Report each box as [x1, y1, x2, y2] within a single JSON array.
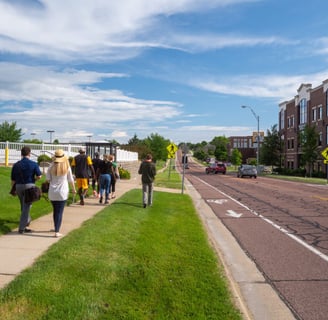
[[237, 164, 257, 178], [205, 163, 226, 174]]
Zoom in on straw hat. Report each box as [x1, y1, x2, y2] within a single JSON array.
[[54, 149, 67, 163]]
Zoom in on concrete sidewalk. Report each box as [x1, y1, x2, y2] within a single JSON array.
[[0, 177, 140, 289], [0, 175, 295, 320]]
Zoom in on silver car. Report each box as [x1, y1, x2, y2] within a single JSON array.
[[237, 164, 257, 178]]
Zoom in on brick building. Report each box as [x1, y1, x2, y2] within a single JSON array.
[[278, 79, 328, 173], [228, 133, 263, 164]]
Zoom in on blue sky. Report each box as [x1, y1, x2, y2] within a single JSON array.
[[1, 0, 328, 144]]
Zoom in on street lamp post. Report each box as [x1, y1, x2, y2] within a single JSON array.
[[241, 106, 260, 169], [87, 135, 92, 142], [47, 130, 55, 143]]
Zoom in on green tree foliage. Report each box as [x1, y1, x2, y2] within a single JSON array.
[[144, 133, 170, 162], [123, 133, 151, 160], [260, 124, 281, 167], [23, 138, 43, 144], [300, 124, 319, 177], [128, 133, 141, 145], [193, 150, 207, 161], [0, 121, 23, 142], [230, 149, 242, 167], [210, 136, 229, 161]]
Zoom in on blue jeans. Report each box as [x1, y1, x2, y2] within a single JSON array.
[[51, 200, 67, 233], [16, 183, 34, 231], [99, 174, 111, 200]]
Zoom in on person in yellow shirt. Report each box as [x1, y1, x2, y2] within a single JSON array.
[[71, 148, 95, 205]]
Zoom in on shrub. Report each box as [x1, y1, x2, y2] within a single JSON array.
[[37, 154, 52, 164], [118, 167, 131, 179]]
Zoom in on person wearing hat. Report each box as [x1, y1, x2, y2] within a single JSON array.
[[71, 148, 95, 205], [46, 149, 76, 237]]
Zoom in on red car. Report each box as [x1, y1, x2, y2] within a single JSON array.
[[205, 163, 226, 174]]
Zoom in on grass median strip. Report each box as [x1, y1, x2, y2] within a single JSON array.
[[0, 189, 241, 320]]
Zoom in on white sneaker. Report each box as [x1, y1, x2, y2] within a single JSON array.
[[55, 232, 63, 238]]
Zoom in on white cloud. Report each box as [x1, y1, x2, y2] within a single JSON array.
[[0, 0, 263, 61], [0, 62, 183, 142], [191, 71, 328, 100]]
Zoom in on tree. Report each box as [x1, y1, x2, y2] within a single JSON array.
[[231, 149, 242, 168], [128, 133, 141, 145], [23, 138, 43, 144], [0, 121, 23, 142], [300, 124, 319, 177], [210, 136, 229, 161], [260, 124, 281, 167], [144, 133, 170, 162]]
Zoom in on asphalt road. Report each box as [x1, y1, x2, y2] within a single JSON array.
[[181, 160, 328, 320]]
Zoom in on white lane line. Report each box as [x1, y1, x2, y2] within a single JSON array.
[[196, 176, 328, 263]]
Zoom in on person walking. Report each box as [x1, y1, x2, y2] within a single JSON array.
[[71, 148, 95, 205], [91, 152, 101, 197], [138, 154, 156, 208], [11, 146, 42, 234], [109, 154, 118, 199], [46, 149, 76, 237], [97, 154, 114, 204]]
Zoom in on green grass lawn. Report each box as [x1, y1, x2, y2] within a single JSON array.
[[0, 166, 241, 319], [0, 167, 53, 235]]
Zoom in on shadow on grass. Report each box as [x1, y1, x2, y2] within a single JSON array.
[[0, 219, 19, 234]]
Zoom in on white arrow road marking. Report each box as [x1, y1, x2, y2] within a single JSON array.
[[207, 199, 228, 204], [226, 210, 243, 218]]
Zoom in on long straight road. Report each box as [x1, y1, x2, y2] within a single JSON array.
[[180, 159, 328, 320]]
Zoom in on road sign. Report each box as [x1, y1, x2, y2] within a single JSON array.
[[322, 147, 328, 160], [167, 153, 175, 159], [324, 159, 328, 164], [167, 143, 178, 153]]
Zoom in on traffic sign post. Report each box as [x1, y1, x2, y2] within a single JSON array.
[[167, 143, 178, 179], [321, 147, 328, 183]]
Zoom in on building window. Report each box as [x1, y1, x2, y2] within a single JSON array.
[[300, 99, 307, 124], [312, 108, 317, 121], [319, 132, 322, 146], [318, 105, 322, 120], [326, 90, 328, 116]]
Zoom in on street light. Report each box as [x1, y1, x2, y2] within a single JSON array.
[[47, 130, 55, 143], [87, 135, 92, 142], [241, 105, 260, 169]]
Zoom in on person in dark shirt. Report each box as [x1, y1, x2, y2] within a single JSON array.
[[11, 146, 42, 233], [71, 149, 95, 205], [91, 152, 101, 197], [97, 154, 114, 204], [138, 154, 156, 208]]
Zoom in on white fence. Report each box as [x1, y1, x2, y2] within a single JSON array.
[[0, 142, 138, 166]]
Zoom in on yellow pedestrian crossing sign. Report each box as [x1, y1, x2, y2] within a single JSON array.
[[167, 143, 178, 154], [321, 147, 328, 160], [167, 143, 178, 159]]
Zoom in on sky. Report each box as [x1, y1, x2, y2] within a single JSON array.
[[1, 0, 328, 145]]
